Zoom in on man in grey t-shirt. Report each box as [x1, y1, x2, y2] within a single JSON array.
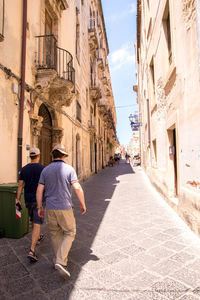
[[36, 144, 86, 277]]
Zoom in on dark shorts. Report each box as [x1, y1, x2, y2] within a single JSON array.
[[26, 203, 44, 225]]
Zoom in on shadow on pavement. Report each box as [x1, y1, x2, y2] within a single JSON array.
[[0, 160, 134, 299]]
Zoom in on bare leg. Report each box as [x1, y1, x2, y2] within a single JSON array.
[[30, 223, 40, 252]]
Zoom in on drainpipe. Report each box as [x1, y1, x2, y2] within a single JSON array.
[[195, 0, 200, 78], [17, 0, 27, 178]]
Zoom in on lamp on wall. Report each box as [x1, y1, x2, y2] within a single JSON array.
[[129, 114, 134, 124], [0, 0, 4, 41]]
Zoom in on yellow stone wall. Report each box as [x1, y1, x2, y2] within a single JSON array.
[[0, 0, 117, 183]]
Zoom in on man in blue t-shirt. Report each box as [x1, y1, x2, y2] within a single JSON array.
[[36, 144, 86, 277], [16, 147, 45, 262]]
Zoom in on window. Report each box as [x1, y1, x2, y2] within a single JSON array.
[[76, 10, 80, 62], [90, 59, 95, 86], [166, 13, 172, 60], [89, 8, 95, 29], [163, 1, 172, 64], [96, 10, 100, 27], [147, 18, 152, 41], [150, 57, 155, 92], [94, 103, 96, 117], [45, 9, 53, 35], [98, 118, 100, 135], [149, 57, 156, 109], [0, 0, 4, 41], [100, 37, 103, 49], [86, 88, 88, 108], [90, 106, 93, 126], [76, 134, 80, 177], [152, 139, 157, 164], [76, 101, 81, 122]]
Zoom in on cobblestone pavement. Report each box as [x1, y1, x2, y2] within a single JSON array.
[[1, 161, 200, 299]]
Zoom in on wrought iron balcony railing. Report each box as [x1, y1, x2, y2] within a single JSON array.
[[35, 35, 75, 84], [89, 17, 96, 31]]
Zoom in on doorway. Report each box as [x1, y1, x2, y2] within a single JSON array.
[[94, 143, 97, 173], [173, 128, 178, 195], [102, 145, 104, 168], [168, 127, 178, 196], [90, 138, 93, 172], [38, 104, 52, 166], [76, 134, 80, 177]]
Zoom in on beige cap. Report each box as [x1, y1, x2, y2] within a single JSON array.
[[52, 144, 68, 156], [30, 147, 40, 156]]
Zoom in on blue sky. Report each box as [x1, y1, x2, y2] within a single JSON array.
[[101, 0, 138, 146]]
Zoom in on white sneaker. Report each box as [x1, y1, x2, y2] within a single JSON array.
[[55, 263, 70, 277]]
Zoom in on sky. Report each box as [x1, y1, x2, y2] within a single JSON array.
[[101, 0, 138, 146]]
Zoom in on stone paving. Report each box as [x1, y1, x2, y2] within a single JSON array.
[[1, 161, 200, 299]]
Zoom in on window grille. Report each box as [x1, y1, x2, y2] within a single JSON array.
[[0, 0, 5, 41]]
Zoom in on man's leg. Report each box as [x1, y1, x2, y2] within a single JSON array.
[[30, 223, 40, 252], [27, 204, 44, 261], [55, 209, 76, 267], [47, 209, 63, 261]]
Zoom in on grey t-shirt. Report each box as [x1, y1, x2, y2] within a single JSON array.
[[39, 160, 78, 210]]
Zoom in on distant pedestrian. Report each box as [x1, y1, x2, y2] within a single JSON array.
[[108, 156, 114, 167], [16, 147, 45, 262], [36, 144, 86, 277], [125, 152, 130, 164], [114, 153, 120, 165]]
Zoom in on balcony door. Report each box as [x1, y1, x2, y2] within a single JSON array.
[[45, 10, 54, 68]]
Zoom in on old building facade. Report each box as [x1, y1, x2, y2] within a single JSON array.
[[0, 0, 117, 183], [136, 0, 200, 234]]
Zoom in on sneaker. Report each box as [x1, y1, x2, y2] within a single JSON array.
[[37, 234, 44, 245], [55, 263, 70, 277], [27, 249, 38, 262]]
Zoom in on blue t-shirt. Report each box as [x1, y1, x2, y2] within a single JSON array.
[[19, 163, 45, 203], [39, 160, 78, 210]]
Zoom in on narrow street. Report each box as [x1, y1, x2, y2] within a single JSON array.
[[1, 161, 200, 299]]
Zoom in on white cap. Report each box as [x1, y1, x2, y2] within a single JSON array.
[[52, 144, 68, 156], [30, 147, 40, 156]]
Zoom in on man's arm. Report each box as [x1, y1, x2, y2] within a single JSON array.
[[16, 180, 24, 205], [36, 184, 45, 217], [72, 181, 86, 214]]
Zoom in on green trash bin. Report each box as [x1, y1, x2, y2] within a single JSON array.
[[0, 183, 29, 238]]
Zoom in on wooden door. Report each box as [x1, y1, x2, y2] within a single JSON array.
[[38, 104, 52, 166]]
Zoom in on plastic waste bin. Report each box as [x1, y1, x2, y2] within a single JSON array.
[[0, 183, 29, 238]]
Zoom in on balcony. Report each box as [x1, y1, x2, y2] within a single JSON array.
[[88, 119, 96, 135], [97, 49, 105, 70], [105, 88, 111, 97], [35, 35, 75, 107], [102, 76, 108, 86], [89, 72, 102, 104], [88, 18, 99, 54], [98, 98, 109, 115]]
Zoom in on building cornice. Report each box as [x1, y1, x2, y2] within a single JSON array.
[[137, 0, 141, 63], [97, 0, 109, 55]]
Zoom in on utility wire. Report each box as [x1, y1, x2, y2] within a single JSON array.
[[114, 104, 137, 109]]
